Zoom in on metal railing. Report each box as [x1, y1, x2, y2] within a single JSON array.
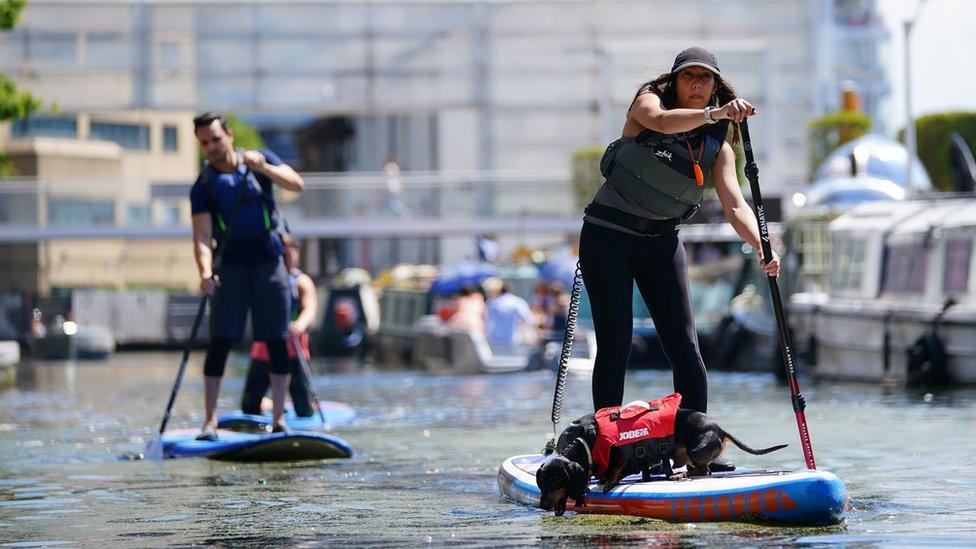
[[0, 170, 582, 241]]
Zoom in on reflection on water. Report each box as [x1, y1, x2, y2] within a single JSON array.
[[0, 352, 974, 546]]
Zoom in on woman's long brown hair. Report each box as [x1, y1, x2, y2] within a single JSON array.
[[627, 71, 741, 145]]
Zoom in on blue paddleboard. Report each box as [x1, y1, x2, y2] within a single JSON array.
[[161, 428, 353, 461], [499, 454, 846, 525], [217, 402, 357, 432]]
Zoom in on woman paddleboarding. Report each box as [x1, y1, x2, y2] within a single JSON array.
[[579, 47, 778, 469]]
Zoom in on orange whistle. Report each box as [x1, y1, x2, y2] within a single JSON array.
[[693, 163, 704, 187]]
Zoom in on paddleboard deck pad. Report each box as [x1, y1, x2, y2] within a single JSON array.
[[161, 429, 353, 461], [498, 454, 846, 525], [217, 402, 357, 432]]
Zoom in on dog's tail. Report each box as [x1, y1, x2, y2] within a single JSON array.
[[723, 433, 788, 455]]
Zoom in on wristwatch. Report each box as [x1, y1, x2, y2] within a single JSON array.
[[704, 106, 718, 124]]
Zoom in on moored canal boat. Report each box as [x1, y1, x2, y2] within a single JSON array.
[[789, 197, 976, 386]]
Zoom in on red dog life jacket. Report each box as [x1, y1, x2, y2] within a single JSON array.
[[591, 393, 682, 477]]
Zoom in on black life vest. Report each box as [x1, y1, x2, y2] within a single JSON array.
[[601, 122, 730, 219]]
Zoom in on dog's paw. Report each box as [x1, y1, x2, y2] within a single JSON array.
[[667, 472, 688, 481]]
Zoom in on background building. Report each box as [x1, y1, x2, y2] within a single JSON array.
[[0, 0, 891, 292]]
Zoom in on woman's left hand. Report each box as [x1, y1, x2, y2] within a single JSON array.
[[758, 250, 781, 278]]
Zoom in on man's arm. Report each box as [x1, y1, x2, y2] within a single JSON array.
[[192, 213, 217, 293], [243, 150, 304, 192]]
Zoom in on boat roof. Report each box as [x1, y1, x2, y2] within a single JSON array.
[[939, 199, 976, 230], [814, 133, 933, 190], [802, 175, 906, 208], [888, 198, 976, 236], [828, 200, 926, 234]]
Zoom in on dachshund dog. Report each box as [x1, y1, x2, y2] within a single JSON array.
[[536, 408, 787, 516]]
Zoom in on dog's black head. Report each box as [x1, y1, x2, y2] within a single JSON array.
[[536, 455, 589, 516]]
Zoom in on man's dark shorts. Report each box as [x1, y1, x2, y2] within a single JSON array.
[[210, 256, 290, 342]]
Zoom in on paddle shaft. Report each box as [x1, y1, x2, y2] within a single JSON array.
[[740, 120, 817, 470], [292, 333, 328, 426], [271, 184, 328, 426], [156, 293, 209, 437], [154, 167, 249, 437]]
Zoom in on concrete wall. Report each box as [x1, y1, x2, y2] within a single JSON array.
[[41, 238, 197, 293]]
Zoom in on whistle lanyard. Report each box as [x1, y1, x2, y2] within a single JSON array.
[[685, 138, 706, 187]]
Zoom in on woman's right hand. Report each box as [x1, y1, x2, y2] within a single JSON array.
[[718, 98, 757, 123]]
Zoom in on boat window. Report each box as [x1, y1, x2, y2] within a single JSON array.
[[392, 295, 404, 326], [828, 238, 866, 291], [882, 243, 928, 294], [944, 238, 972, 294], [792, 220, 831, 279]]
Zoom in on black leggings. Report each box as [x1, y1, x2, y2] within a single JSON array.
[[203, 338, 289, 377], [579, 221, 708, 413], [241, 357, 315, 417]]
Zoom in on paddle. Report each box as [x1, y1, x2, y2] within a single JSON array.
[[275, 196, 328, 428], [144, 165, 248, 461], [544, 261, 583, 454], [291, 332, 329, 427], [739, 119, 817, 470]]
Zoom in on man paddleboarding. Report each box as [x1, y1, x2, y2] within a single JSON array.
[[189, 112, 304, 440]]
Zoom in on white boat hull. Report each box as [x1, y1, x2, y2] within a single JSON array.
[[790, 296, 976, 385]]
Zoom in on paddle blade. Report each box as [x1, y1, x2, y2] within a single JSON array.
[[144, 435, 165, 461]]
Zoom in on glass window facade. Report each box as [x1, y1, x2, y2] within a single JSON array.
[[0, 0, 832, 189], [11, 116, 78, 139], [125, 205, 151, 226], [163, 125, 178, 152], [49, 199, 114, 226], [90, 122, 150, 150]]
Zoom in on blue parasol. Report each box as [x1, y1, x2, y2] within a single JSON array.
[[538, 256, 579, 289], [430, 259, 496, 294]]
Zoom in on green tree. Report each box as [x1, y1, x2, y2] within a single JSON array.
[[570, 145, 604, 210], [0, 0, 39, 176], [225, 114, 265, 151], [807, 111, 871, 176], [900, 111, 976, 192], [0, 0, 26, 29]]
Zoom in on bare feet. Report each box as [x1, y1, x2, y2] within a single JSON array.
[[196, 422, 218, 441]]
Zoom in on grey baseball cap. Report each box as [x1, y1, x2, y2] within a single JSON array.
[[671, 47, 721, 75]]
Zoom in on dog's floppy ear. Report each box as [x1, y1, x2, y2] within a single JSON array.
[[566, 461, 588, 507], [535, 461, 547, 488], [536, 459, 558, 490]]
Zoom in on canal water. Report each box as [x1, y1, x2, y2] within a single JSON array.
[[0, 352, 974, 547]]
